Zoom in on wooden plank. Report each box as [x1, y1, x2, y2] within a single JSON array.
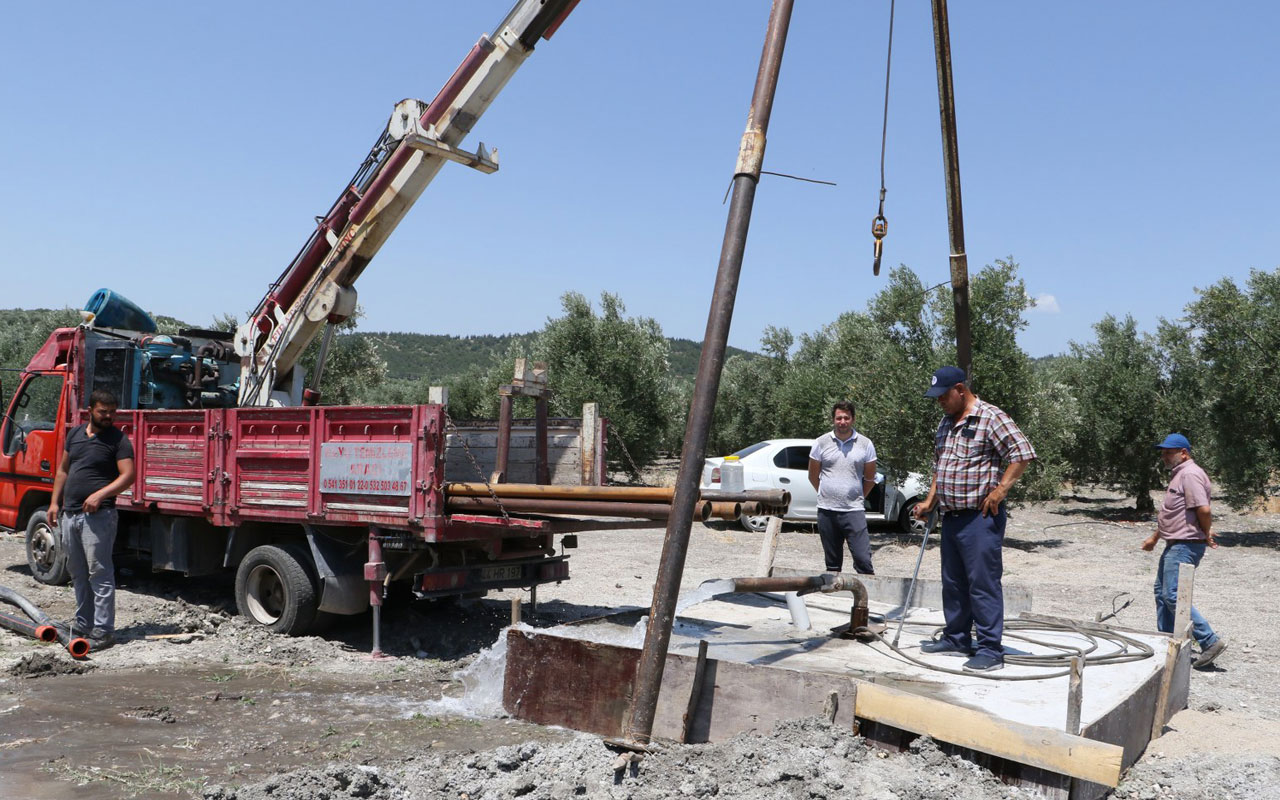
[[680, 641, 709, 743], [1066, 656, 1083, 735], [854, 681, 1123, 787], [756, 516, 783, 576], [1173, 562, 1194, 641], [1150, 636, 1183, 740]]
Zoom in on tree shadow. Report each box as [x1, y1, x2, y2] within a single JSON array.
[[1213, 529, 1280, 550], [1053, 506, 1152, 523]]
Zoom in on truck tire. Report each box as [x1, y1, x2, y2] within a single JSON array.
[[235, 545, 318, 635], [26, 509, 70, 586]]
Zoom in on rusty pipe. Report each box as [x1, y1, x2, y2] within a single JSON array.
[[709, 501, 741, 520], [446, 496, 712, 522], [444, 482, 789, 508], [626, 0, 796, 747], [823, 573, 870, 631], [728, 575, 828, 595], [0, 609, 57, 642], [697, 489, 789, 506]]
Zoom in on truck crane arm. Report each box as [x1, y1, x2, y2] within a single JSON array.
[[235, 0, 581, 406]]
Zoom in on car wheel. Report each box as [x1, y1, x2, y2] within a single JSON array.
[[739, 511, 771, 533], [26, 508, 70, 585], [235, 545, 319, 635], [899, 500, 927, 535]]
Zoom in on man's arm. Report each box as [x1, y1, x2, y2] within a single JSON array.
[[808, 458, 821, 491], [1194, 505, 1217, 549], [48, 451, 71, 525], [979, 459, 1030, 517], [862, 461, 877, 497], [82, 458, 135, 513]]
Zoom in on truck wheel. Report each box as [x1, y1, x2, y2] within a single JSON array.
[[26, 509, 70, 586], [235, 545, 318, 635], [739, 511, 771, 533]]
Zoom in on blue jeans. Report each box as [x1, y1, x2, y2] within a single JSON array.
[[1154, 541, 1218, 649], [938, 506, 1006, 660]]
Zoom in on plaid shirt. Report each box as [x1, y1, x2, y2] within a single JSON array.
[[933, 399, 1036, 512]]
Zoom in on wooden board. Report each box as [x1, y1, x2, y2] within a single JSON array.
[[854, 682, 1123, 787]]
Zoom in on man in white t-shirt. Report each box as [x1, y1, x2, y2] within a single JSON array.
[[808, 401, 877, 574]]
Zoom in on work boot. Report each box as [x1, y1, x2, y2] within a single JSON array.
[[87, 628, 115, 652], [1194, 639, 1227, 669], [62, 619, 91, 637]]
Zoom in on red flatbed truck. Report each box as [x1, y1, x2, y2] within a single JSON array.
[[0, 324, 605, 635]]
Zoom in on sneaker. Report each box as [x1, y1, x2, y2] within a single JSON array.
[[920, 640, 973, 657], [1194, 639, 1227, 669], [87, 629, 115, 652], [962, 653, 1004, 673]]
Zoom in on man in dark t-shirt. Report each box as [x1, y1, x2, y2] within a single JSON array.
[[49, 389, 135, 650]]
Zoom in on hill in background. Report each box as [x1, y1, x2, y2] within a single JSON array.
[[356, 331, 758, 384]]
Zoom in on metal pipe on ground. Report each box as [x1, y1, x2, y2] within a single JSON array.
[[445, 496, 713, 522], [625, 0, 796, 748], [697, 489, 789, 506]]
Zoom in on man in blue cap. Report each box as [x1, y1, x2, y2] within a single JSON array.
[[1144, 433, 1227, 669], [913, 366, 1036, 673]]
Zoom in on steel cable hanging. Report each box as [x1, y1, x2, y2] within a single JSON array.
[[871, 0, 896, 276]]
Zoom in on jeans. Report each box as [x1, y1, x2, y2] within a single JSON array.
[[1154, 541, 1219, 649], [62, 508, 118, 635], [938, 506, 1006, 660], [816, 508, 874, 574]]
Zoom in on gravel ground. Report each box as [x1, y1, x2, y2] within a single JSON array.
[[1, 485, 1277, 799]]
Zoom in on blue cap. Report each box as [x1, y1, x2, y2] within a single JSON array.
[[1155, 433, 1192, 451], [925, 366, 967, 398]]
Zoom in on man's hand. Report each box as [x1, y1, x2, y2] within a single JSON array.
[[1206, 530, 1218, 549], [913, 498, 935, 521], [1141, 533, 1158, 552], [980, 484, 1009, 517], [47, 503, 59, 526], [82, 493, 103, 513]]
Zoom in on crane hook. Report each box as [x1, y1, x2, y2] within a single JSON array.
[[871, 213, 887, 276]]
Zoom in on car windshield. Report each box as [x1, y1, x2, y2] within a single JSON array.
[[731, 441, 771, 459]]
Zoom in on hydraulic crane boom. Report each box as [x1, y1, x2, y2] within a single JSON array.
[[235, 0, 580, 406]]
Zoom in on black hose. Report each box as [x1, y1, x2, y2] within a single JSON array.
[[0, 584, 54, 627]]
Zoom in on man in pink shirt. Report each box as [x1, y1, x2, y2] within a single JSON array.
[[1142, 433, 1227, 669]]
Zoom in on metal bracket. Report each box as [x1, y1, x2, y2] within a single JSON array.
[[403, 134, 499, 174]]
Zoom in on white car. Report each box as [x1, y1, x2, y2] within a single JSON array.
[[701, 438, 928, 534]]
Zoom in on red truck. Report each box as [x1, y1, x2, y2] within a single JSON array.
[[1, 323, 606, 636], [1, 0, 602, 637]]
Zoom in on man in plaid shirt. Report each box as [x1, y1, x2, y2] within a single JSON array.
[[913, 366, 1036, 673]]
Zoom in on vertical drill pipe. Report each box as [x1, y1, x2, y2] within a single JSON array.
[[931, 0, 972, 377], [625, 0, 795, 746]]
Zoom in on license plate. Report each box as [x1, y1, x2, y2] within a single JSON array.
[[480, 565, 522, 582]]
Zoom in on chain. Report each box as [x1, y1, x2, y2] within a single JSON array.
[[610, 428, 645, 484], [443, 409, 510, 524]]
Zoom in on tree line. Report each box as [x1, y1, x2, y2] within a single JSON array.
[[4, 261, 1277, 510]]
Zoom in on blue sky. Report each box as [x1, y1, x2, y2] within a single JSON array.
[[2, 2, 1277, 357]]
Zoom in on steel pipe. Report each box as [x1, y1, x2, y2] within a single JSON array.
[[445, 482, 788, 508], [446, 496, 712, 522], [626, 0, 796, 747], [697, 489, 789, 506], [709, 501, 741, 520]]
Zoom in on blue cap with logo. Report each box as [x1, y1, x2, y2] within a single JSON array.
[[1155, 433, 1192, 451], [924, 366, 967, 398]]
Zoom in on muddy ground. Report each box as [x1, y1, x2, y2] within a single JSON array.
[[1, 487, 1278, 799]]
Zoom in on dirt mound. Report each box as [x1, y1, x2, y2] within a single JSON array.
[[207, 720, 1027, 800], [7, 650, 95, 678]]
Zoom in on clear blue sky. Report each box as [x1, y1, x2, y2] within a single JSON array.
[[3, 2, 1277, 357]]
